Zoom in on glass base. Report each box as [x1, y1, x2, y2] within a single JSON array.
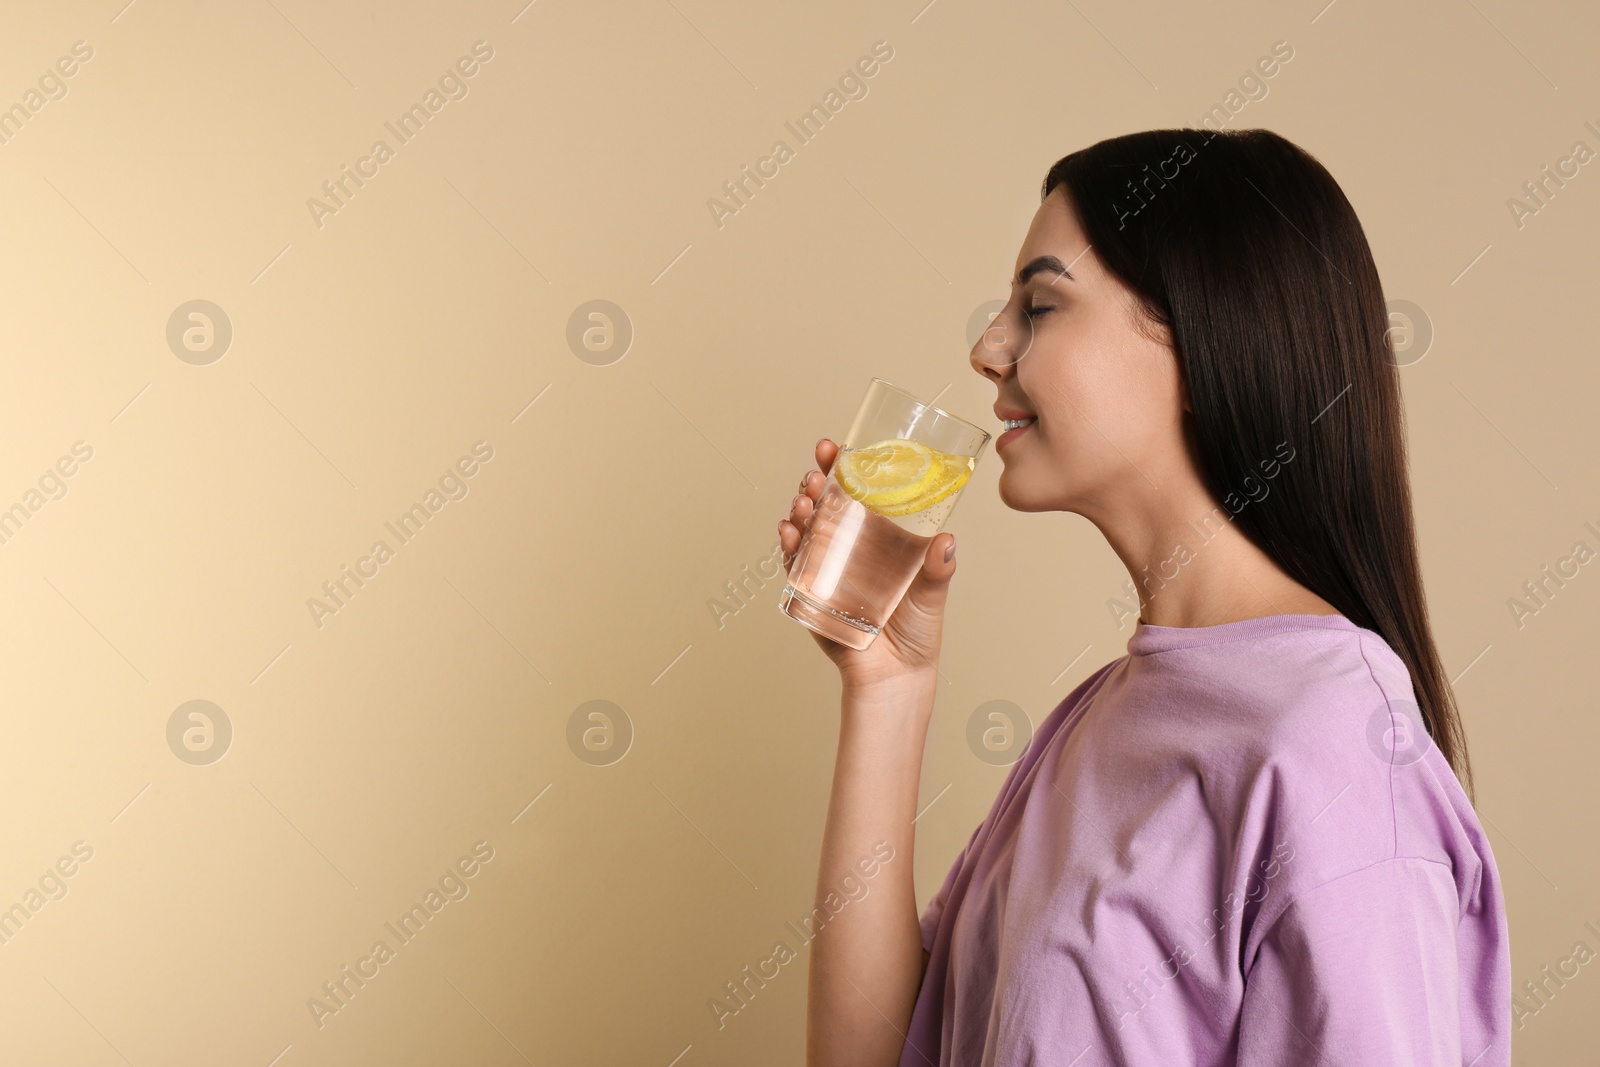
[[778, 584, 881, 651]]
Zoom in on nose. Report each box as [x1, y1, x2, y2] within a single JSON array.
[[969, 300, 1026, 382]]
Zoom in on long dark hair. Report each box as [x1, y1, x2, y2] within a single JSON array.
[[1043, 128, 1475, 801]]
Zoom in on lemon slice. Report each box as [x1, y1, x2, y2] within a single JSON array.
[[835, 439, 936, 509], [874, 453, 974, 517], [835, 438, 973, 517]]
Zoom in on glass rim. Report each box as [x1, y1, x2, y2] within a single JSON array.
[[868, 377, 992, 442]]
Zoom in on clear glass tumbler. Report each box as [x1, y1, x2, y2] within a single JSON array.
[[779, 378, 990, 650]]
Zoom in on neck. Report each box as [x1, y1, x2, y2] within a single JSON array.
[[1094, 489, 1334, 629]]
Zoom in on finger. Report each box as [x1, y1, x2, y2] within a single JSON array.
[[930, 531, 957, 576], [799, 469, 823, 502], [789, 493, 813, 525], [898, 532, 957, 617], [815, 437, 840, 474]]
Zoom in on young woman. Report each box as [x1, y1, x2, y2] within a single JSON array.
[[780, 129, 1510, 1066]]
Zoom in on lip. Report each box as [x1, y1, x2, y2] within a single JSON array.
[[996, 418, 1035, 450], [994, 404, 1036, 421]]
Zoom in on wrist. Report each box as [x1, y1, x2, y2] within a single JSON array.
[[841, 669, 939, 711]]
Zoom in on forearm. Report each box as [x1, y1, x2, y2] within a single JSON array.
[[806, 673, 939, 1067]]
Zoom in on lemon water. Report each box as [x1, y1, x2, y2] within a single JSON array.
[[857, 455, 974, 536], [778, 441, 976, 650]]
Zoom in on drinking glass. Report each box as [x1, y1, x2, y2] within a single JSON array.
[[779, 378, 990, 650]]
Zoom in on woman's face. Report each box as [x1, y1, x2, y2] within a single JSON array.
[[970, 185, 1191, 521]]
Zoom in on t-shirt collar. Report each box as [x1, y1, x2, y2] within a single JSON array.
[[1128, 611, 1357, 656]]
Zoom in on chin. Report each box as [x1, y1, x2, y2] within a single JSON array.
[[998, 463, 1075, 518], [995, 469, 1055, 513]]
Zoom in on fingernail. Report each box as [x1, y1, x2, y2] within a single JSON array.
[[944, 539, 956, 563]]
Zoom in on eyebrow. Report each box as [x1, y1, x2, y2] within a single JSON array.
[[1013, 255, 1074, 287]]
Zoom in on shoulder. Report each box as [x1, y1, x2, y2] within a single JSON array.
[[1207, 623, 1493, 946]]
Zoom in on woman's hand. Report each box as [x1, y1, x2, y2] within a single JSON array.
[[778, 437, 959, 693]]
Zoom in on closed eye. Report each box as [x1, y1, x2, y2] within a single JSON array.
[[1024, 305, 1054, 319]]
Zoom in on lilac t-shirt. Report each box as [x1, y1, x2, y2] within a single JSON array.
[[901, 612, 1510, 1066]]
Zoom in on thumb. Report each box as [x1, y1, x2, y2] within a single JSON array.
[[899, 532, 958, 617]]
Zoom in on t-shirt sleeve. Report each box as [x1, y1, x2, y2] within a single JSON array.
[[919, 822, 980, 953], [1237, 856, 1485, 1066], [918, 662, 1122, 956]]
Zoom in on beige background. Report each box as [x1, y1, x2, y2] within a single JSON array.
[[0, 0, 1595, 1063]]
